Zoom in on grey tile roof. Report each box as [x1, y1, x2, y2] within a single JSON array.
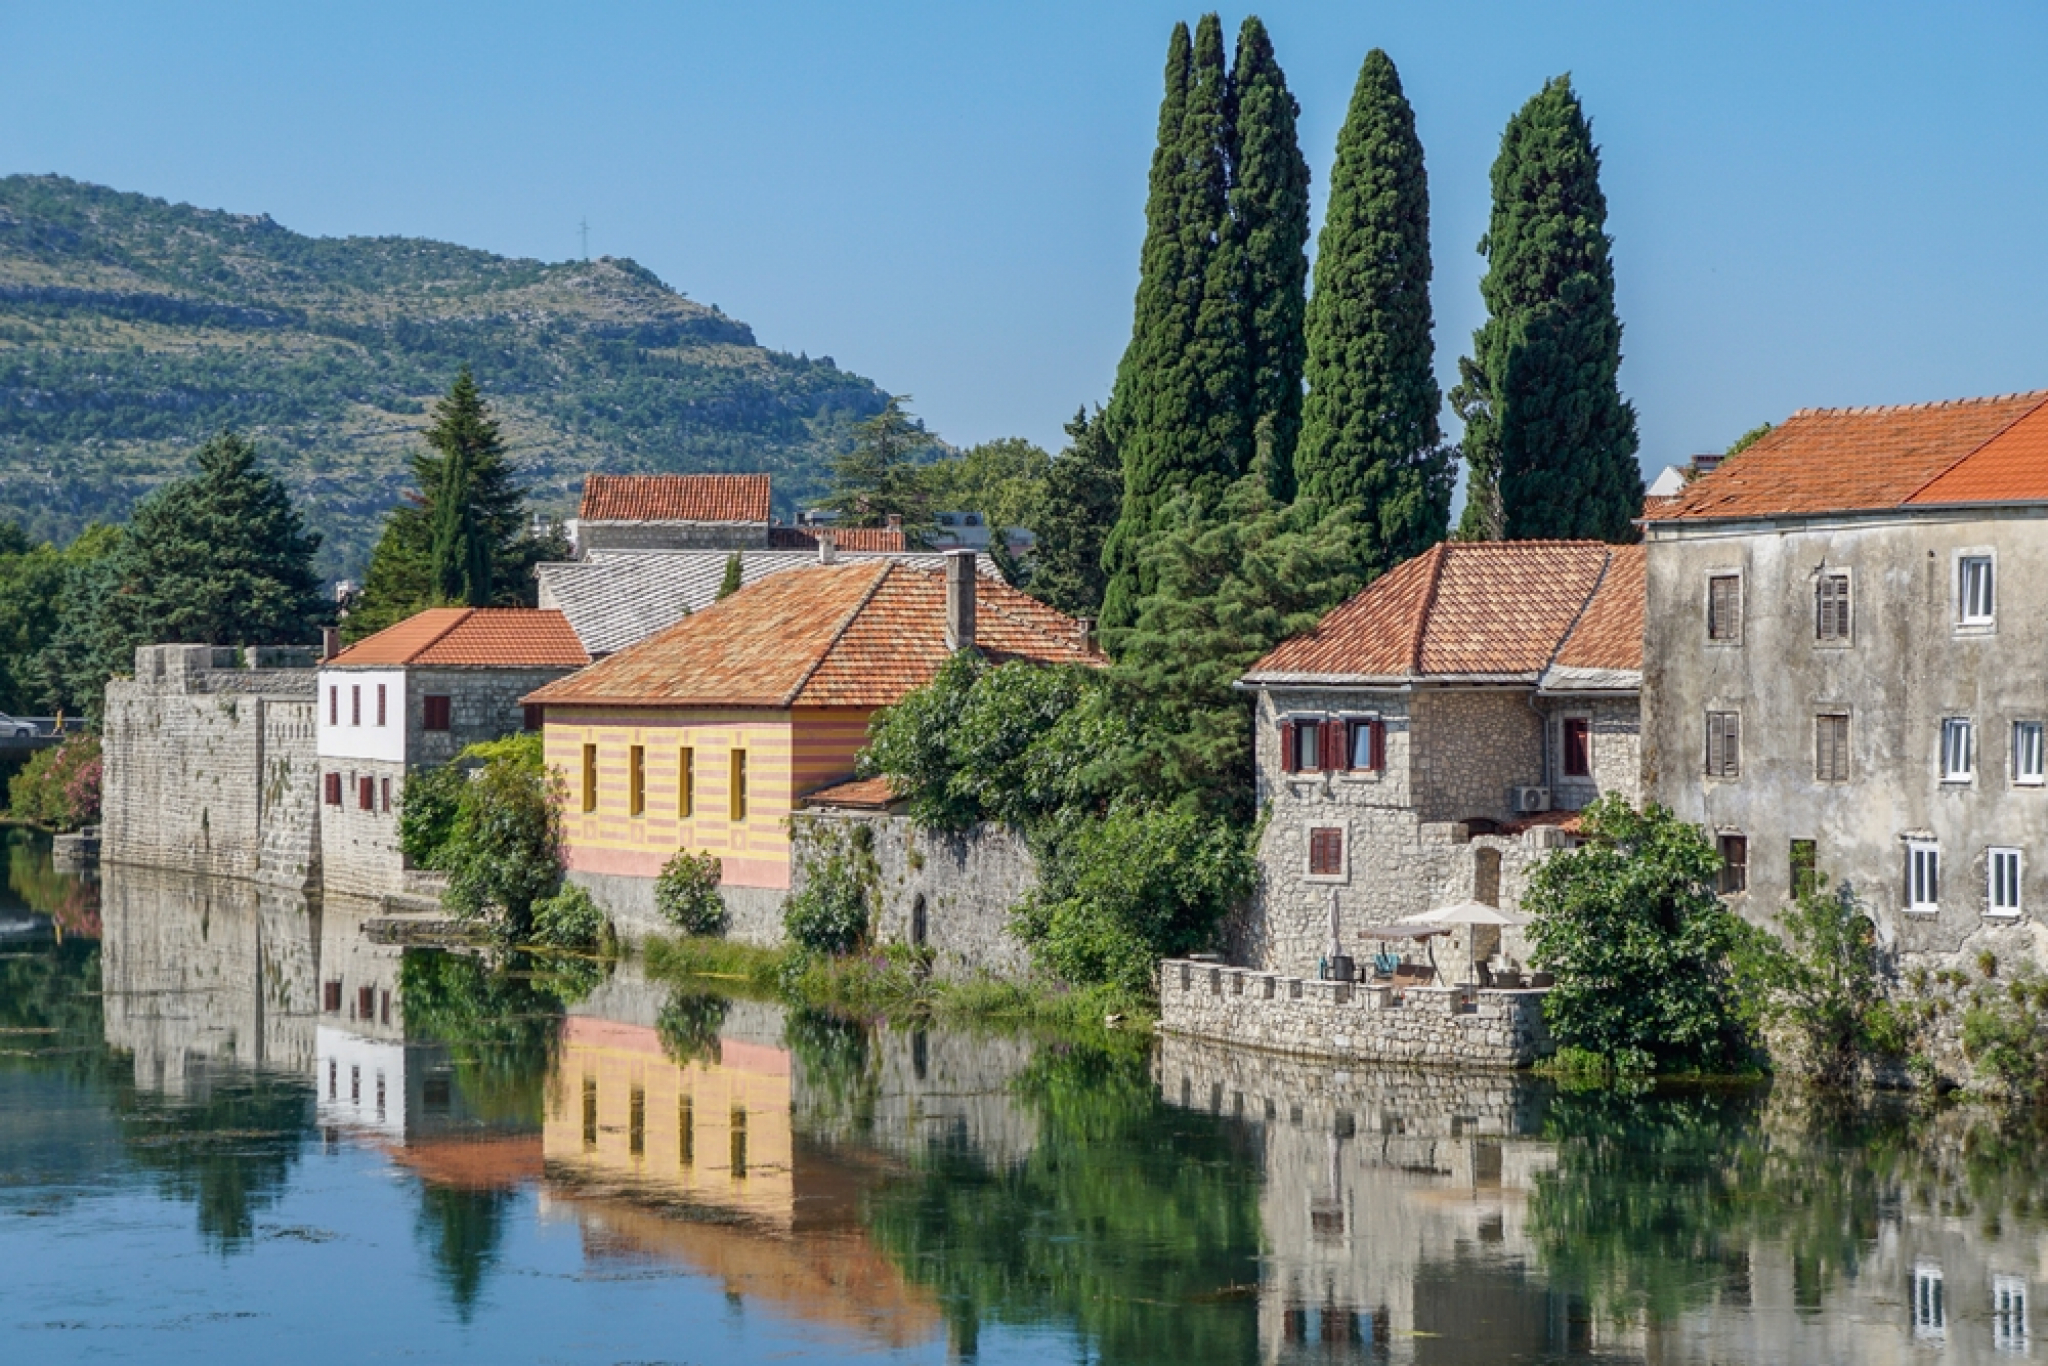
[[535, 548, 998, 656]]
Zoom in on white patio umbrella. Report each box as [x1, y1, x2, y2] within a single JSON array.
[[1400, 901, 1527, 982]]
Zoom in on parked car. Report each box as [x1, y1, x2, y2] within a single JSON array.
[[0, 712, 38, 738]]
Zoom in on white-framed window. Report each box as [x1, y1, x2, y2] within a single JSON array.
[[1989, 847, 2023, 917], [1941, 717, 1975, 782], [1815, 571, 1852, 643], [1907, 840, 1941, 914], [1959, 553, 1995, 626], [2014, 721, 2045, 786], [1913, 1263, 1947, 1340], [1707, 574, 1743, 642], [1993, 1274, 2028, 1353]]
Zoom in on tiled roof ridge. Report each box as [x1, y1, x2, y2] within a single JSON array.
[[1897, 391, 2048, 505], [1543, 546, 1621, 672], [1403, 544, 1449, 673], [1787, 388, 2048, 419], [343, 606, 470, 663], [784, 560, 895, 705]]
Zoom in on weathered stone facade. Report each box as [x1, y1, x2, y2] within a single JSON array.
[[575, 519, 771, 554], [786, 810, 1038, 980], [1156, 958, 1553, 1069], [102, 645, 321, 889]]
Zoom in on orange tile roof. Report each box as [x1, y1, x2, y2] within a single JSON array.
[[1644, 390, 2048, 523], [1552, 545, 1645, 672], [330, 608, 590, 668], [578, 473, 772, 523], [801, 777, 899, 809], [768, 525, 910, 552], [526, 560, 1103, 710], [1245, 542, 1625, 682]]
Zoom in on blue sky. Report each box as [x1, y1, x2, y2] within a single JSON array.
[[4, 2, 2045, 472]]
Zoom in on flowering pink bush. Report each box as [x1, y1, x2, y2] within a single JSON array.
[[8, 735, 102, 831]]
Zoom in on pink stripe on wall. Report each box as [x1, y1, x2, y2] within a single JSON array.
[[565, 842, 790, 890]]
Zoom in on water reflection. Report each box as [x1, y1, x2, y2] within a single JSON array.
[[5, 852, 2048, 1363]]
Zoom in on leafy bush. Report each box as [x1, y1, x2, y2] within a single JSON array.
[[7, 734, 101, 830], [398, 761, 469, 869], [784, 849, 871, 956], [442, 733, 565, 943], [656, 989, 731, 1066], [1743, 878, 1895, 1084], [655, 849, 727, 936], [1962, 973, 2048, 1101], [1523, 796, 1761, 1076], [1018, 800, 1256, 997], [529, 883, 613, 953]]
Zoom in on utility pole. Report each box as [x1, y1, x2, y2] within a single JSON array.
[[579, 218, 589, 261]]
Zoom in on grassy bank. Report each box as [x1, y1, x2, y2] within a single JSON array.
[[642, 935, 1155, 1036]]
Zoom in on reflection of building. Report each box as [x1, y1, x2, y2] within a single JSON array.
[[539, 982, 942, 1348]]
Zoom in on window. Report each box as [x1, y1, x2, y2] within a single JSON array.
[[1562, 718, 1592, 778], [358, 776, 374, 811], [1993, 1275, 2028, 1353], [1907, 840, 1941, 913], [1717, 834, 1748, 894], [1942, 717, 1975, 781], [1705, 711, 1741, 779], [1990, 847, 2022, 917], [1791, 840, 1818, 899], [1282, 718, 1322, 772], [581, 744, 598, 813], [380, 776, 391, 813], [376, 684, 387, 727], [1308, 827, 1344, 877], [522, 703, 543, 732], [678, 1093, 694, 1168], [731, 1105, 749, 1180], [323, 980, 342, 1013], [423, 694, 452, 731], [324, 772, 342, 806], [1960, 554, 1995, 625], [1816, 572, 1852, 642], [328, 685, 338, 726], [1913, 1264, 1946, 1340], [2014, 721, 2045, 786], [678, 747, 694, 818], [351, 685, 361, 726], [1815, 713, 1850, 782], [1347, 718, 1384, 772], [628, 745, 646, 817], [628, 1085, 646, 1158], [730, 749, 748, 822], [1708, 574, 1743, 641]]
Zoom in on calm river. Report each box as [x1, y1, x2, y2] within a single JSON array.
[[2, 828, 2044, 1364]]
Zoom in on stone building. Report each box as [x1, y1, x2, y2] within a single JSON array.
[[527, 551, 1101, 943], [1236, 541, 1644, 976], [316, 607, 589, 899], [1642, 389, 2048, 985]]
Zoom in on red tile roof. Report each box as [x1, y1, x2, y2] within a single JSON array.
[[578, 474, 772, 524], [330, 608, 590, 668], [1245, 542, 1632, 683], [801, 777, 899, 810], [1644, 390, 2048, 524], [769, 525, 910, 552], [526, 560, 1103, 709], [1552, 545, 1645, 672]]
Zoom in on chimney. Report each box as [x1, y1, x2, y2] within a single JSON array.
[[886, 513, 904, 532], [1075, 617, 1094, 655], [817, 531, 837, 565], [320, 626, 340, 660], [944, 549, 977, 652]]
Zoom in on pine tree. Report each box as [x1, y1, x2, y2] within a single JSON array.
[[821, 396, 938, 537], [1099, 14, 1246, 635], [1026, 407, 1121, 618], [1452, 76, 1641, 541], [347, 369, 560, 639], [716, 552, 743, 601], [1294, 48, 1453, 575], [1227, 16, 1311, 498]]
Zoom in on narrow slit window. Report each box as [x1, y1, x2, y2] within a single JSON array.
[[730, 749, 748, 822], [329, 685, 338, 726], [351, 684, 361, 726], [730, 1105, 748, 1179], [628, 1086, 646, 1158], [628, 745, 645, 817], [1562, 718, 1592, 778], [581, 1076, 598, 1152], [1989, 847, 2022, 917], [678, 746, 694, 817], [679, 1093, 694, 1167], [376, 683, 388, 727], [581, 744, 598, 813]]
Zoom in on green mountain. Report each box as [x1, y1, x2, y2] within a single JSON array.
[[0, 175, 894, 577]]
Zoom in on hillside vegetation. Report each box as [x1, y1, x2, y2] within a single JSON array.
[[0, 175, 893, 576]]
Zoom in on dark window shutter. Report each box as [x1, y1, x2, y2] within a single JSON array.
[[1322, 717, 1344, 772], [1370, 720, 1386, 771], [1279, 720, 1297, 773]]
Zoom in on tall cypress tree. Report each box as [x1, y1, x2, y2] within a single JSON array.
[[1026, 406, 1121, 619], [1100, 14, 1244, 635], [1227, 16, 1311, 499], [1294, 49, 1452, 575], [1452, 76, 1641, 542]]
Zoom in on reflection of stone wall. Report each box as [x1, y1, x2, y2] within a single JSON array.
[[99, 862, 320, 1094], [793, 1023, 1040, 1168], [1159, 959, 1552, 1068]]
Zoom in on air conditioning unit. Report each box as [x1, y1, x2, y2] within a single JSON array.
[[1511, 786, 1552, 814]]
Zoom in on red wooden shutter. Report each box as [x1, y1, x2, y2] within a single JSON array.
[[1370, 719, 1386, 771], [1322, 717, 1345, 772], [1279, 720, 1298, 773]]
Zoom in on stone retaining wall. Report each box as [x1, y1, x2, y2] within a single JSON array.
[[1156, 958, 1553, 1069]]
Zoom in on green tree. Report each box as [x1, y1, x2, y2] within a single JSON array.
[[1100, 15, 1247, 635], [441, 733, 566, 943], [1746, 879, 1894, 1086], [1523, 796, 1761, 1075], [1227, 16, 1311, 498], [1294, 49, 1453, 575], [1026, 407, 1121, 619], [716, 552, 743, 600], [1452, 76, 1641, 542], [347, 369, 564, 640], [0, 523, 115, 713], [820, 395, 939, 535], [923, 436, 1050, 536]]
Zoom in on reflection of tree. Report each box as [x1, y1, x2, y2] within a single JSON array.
[[415, 1183, 515, 1322], [4, 827, 100, 935], [785, 1006, 876, 1137], [860, 1042, 1262, 1366], [656, 988, 730, 1068], [399, 949, 582, 1128]]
